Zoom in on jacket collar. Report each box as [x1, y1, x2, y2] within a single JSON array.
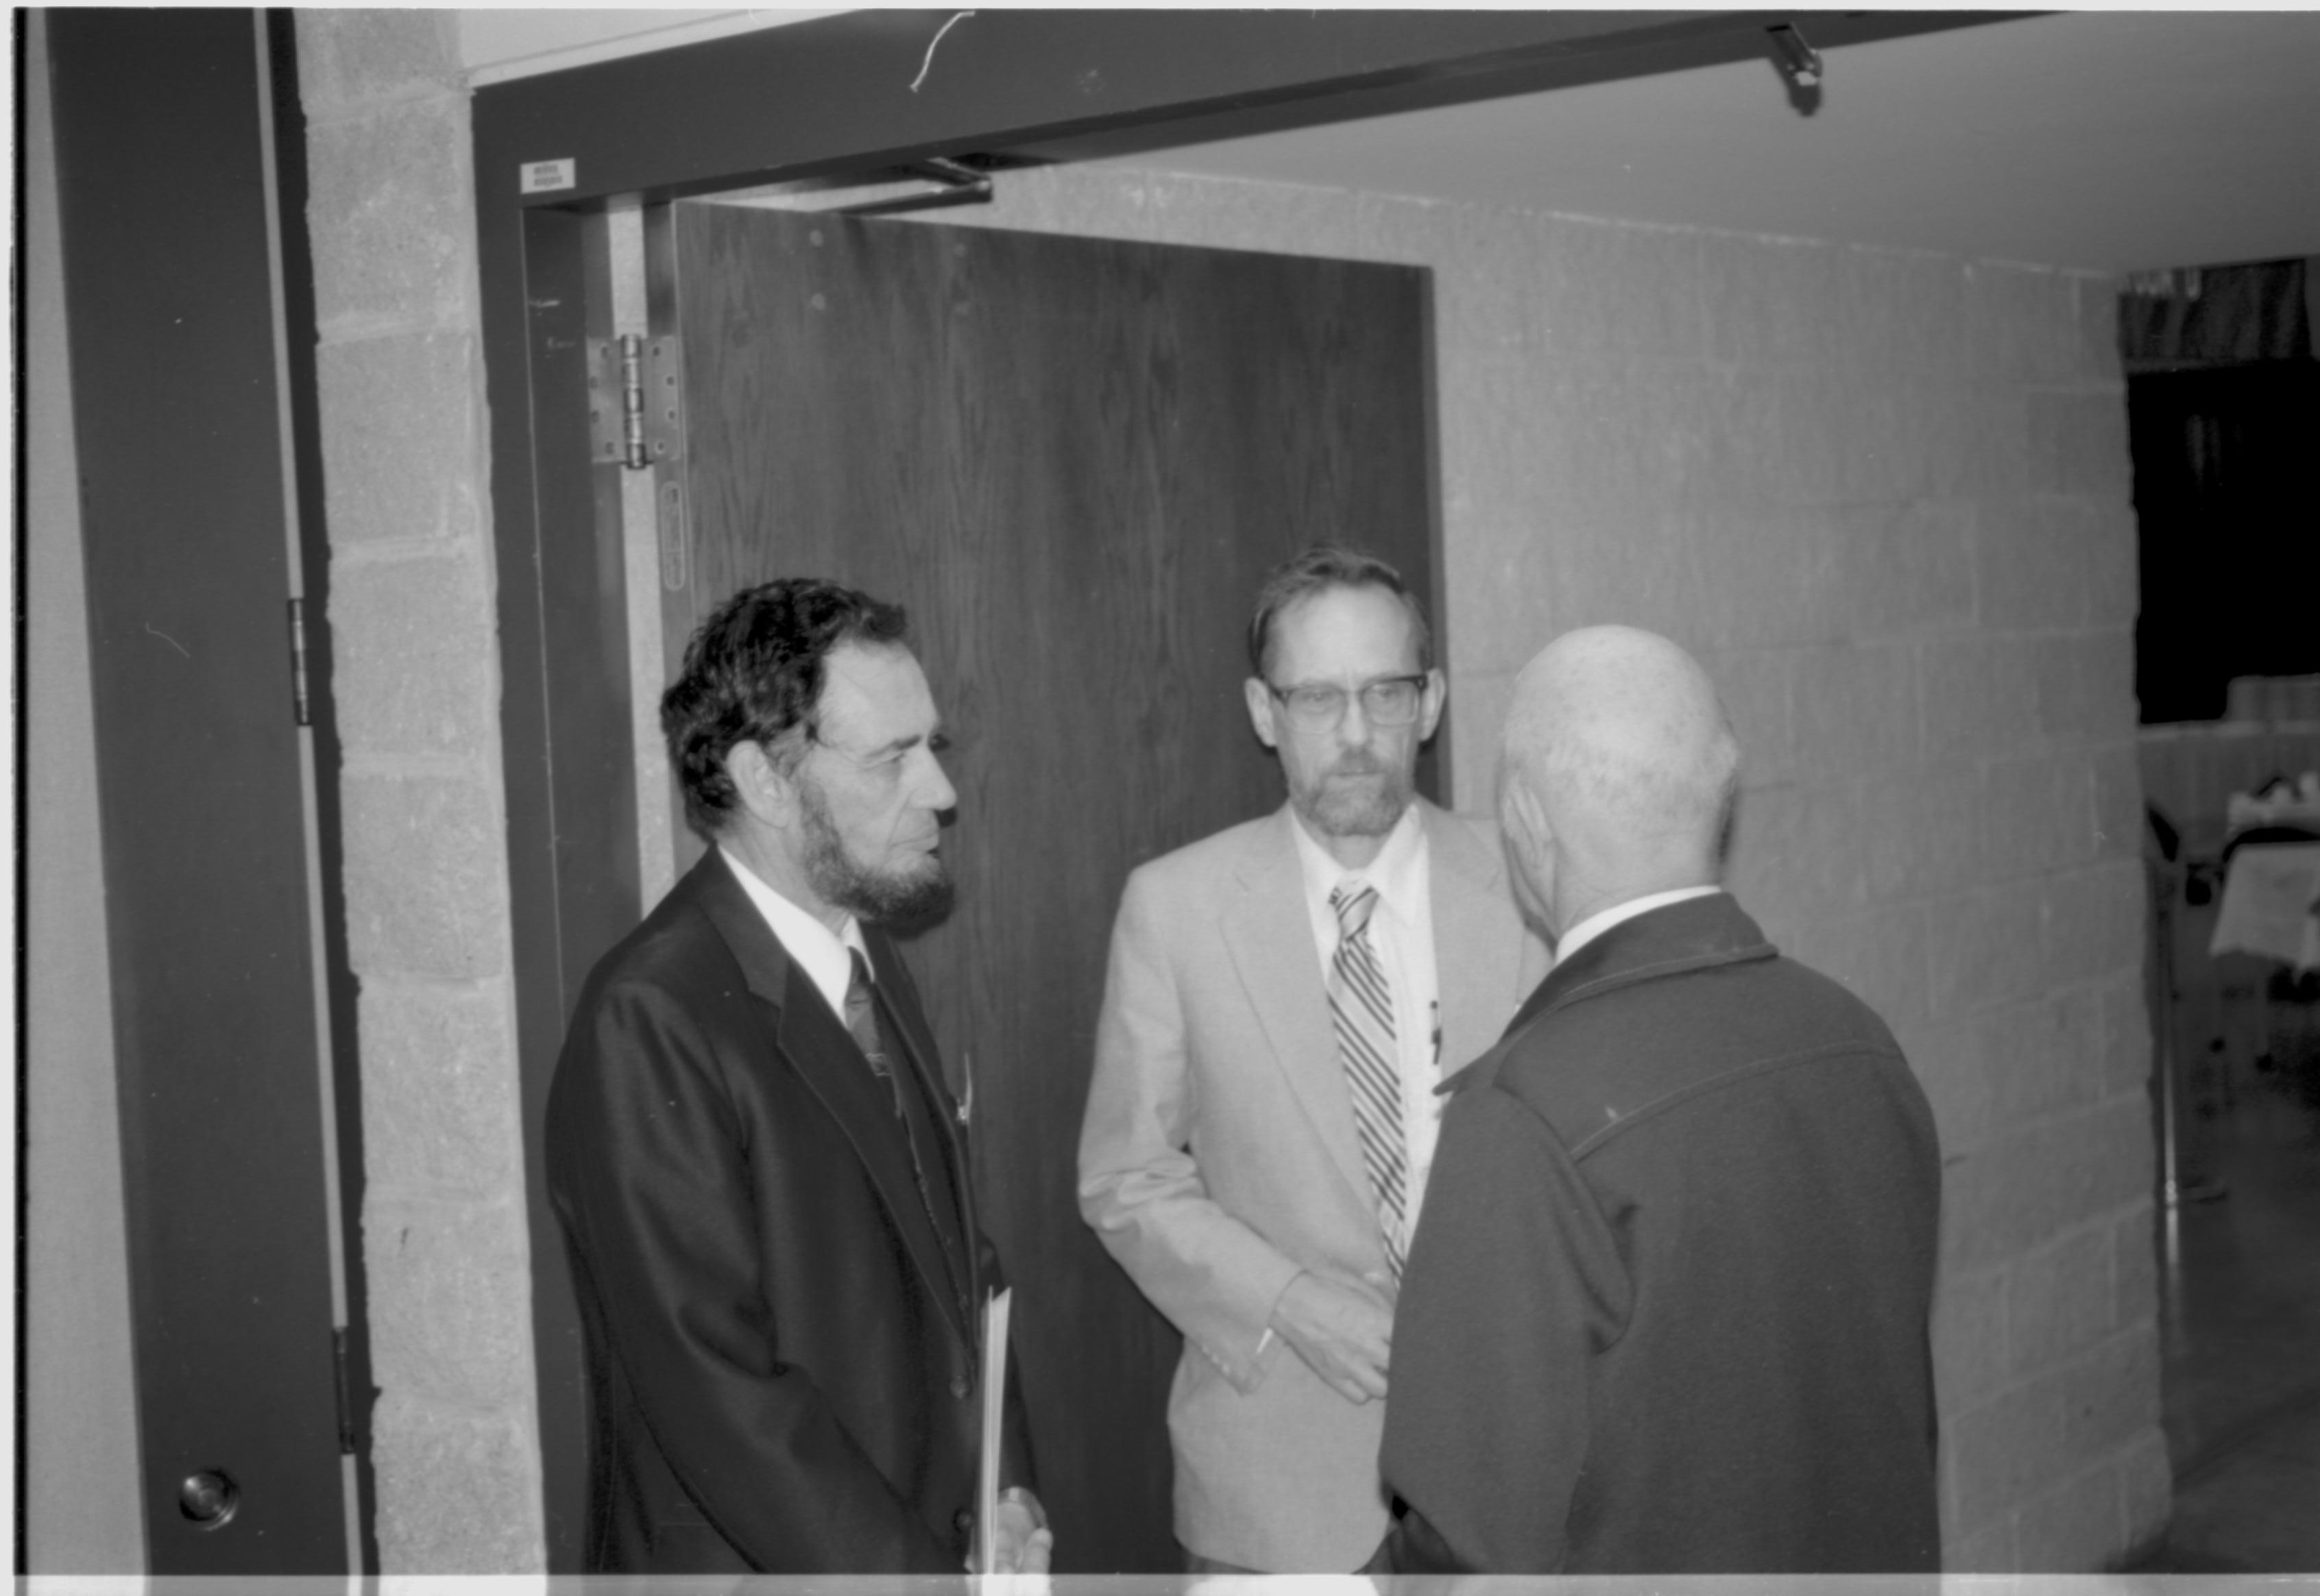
[[685, 848, 793, 1007], [1501, 890, 1776, 1040]]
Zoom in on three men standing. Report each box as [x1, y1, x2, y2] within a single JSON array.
[[546, 563, 1940, 1575], [1078, 548, 1543, 1571], [546, 580, 1047, 1573]]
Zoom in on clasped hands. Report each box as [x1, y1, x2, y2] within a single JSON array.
[[1268, 1269, 1396, 1404], [971, 1272, 1388, 1570]]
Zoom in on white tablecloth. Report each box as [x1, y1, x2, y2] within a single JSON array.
[[2210, 841, 2320, 973]]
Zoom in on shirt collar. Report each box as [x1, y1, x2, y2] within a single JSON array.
[[718, 845, 869, 1018], [1291, 801, 1427, 925], [1553, 884, 1723, 966]]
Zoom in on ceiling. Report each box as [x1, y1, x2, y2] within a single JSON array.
[[455, 9, 2320, 276], [1087, 11, 2320, 276]]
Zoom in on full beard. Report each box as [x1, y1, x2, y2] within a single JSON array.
[[1293, 752, 1412, 838], [799, 784, 955, 928]]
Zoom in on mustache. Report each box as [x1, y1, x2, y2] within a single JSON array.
[[1326, 751, 1393, 778]]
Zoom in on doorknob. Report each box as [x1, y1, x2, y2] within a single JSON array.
[[178, 1468, 240, 1529]]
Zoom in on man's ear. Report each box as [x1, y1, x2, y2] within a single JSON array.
[[724, 740, 798, 828], [1416, 666, 1447, 743], [1501, 777, 1551, 873], [1244, 677, 1281, 751]]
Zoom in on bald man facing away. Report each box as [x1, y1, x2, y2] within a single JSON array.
[[1381, 626, 1941, 1573]]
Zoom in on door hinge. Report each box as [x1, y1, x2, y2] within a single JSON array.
[[287, 597, 312, 727], [643, 335, 684, 468], [588, 333, 683, 470], [333, 1325, 357, 1455], [587, 334, 644, 469]]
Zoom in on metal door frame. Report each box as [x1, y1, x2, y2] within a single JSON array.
[[42, 8, 372, 1571], [468, 10, 2010, 1560]]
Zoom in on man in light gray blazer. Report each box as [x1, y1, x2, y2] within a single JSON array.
[[1079, 547, 1543, 1571]]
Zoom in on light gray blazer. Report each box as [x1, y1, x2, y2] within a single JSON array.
[[1078, 799, 1545, 1571]]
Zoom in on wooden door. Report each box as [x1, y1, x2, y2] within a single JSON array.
[[653, 202, 1438, 1569], [44, 10, 359, 1573]]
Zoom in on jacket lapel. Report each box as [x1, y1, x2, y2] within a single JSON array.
[[862, 930, 978, 1317], [1220, 806, 1373, 1207], [692, 854, 973, 1353]]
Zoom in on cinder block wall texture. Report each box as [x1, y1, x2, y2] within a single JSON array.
[[924, 168, 2164, 1569], [294, 8, 2160, 1571], [296, 12, 545, 1573]]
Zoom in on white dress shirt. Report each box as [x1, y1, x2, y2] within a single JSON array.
[[718, 845, 870, 1019], [1553, 885, 1726, 965], [1289, 804, 1448, 1240]]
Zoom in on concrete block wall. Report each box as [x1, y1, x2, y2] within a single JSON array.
[[295, 11, 544, 1572], [926, 167, 2165, 1569]]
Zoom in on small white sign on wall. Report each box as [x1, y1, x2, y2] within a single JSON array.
[[521, 158, 577, 195]]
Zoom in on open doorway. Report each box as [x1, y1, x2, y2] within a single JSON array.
[[2126, 254, 2320, 1573]]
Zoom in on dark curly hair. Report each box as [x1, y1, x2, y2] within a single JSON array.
[[661, 578, 910, 838], [1246, 544, 1434, 681]]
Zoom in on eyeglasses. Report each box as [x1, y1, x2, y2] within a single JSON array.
[[1266, 674, 1428, 732]]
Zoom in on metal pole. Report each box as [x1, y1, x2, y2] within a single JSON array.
[[2153, 856, 2184, 1207]]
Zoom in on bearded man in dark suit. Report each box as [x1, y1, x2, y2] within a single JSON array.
[[1383, 625, 1941, 1573], [546, 578, 1048, 1573]]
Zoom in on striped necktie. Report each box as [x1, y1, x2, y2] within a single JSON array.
[[1329, 882, 1410, 1279]]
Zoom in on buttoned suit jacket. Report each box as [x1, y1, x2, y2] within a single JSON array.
[[1078, 799, 1543, 1571], [546, 850, 1032, 1573], [1382, 893, 1941, 1573]]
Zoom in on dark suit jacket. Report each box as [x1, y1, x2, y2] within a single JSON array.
[[1383, 893, 1941, 1573], [546, 850, 1033, 1573]]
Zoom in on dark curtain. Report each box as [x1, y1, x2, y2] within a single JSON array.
[[2130, 360, 2320, 723], [2120, 256, 2317, 371]]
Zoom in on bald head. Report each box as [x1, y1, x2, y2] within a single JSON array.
[[1499, 626, 1739, 936]]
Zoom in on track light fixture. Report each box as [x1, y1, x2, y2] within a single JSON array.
[[1765, 23, 1824, 115]]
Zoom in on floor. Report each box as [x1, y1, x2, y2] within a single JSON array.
[[2127, 954, 2320, 1574]]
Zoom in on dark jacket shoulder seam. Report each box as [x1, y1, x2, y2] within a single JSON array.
[[1561, 1038, 1909, 1161], [1543, 941, 1776, 1018]]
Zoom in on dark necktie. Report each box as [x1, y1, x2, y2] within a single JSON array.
[[844, 947, 902, 1115], [845, 948, 967, 1309]]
